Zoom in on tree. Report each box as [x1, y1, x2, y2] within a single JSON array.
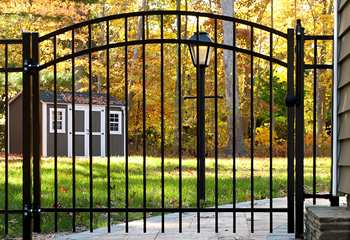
[[221, 0, 247, 156], [0, 0, 334, 157]]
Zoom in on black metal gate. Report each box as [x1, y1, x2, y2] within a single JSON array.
[[0, 11, 337, 239]]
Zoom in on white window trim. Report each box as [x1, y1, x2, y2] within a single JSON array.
[[49, 108, 66, 133], [110, 110, 122, 135]]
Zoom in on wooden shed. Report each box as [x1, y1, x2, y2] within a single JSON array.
[[9, 90, 125, 157]]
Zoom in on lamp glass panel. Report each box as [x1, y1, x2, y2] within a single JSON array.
[[189, 44, 196, 64], [189, 45, 213, 66], [198, 46, 209, 65], [205, 47, 214, 66]]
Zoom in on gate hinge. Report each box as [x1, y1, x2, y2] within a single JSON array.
[[24, 203, 41, 218], [24, 59, 40, 74]]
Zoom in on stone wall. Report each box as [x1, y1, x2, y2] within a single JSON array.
[[305, 206, 350, 240]]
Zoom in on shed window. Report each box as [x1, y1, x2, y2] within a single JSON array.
[[110, 111, 122, 135], [49, 108, 66, 133]]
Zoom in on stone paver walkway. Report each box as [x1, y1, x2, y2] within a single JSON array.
[[52, 197, 346, 240]]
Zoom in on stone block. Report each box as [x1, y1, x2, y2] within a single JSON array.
[[305, 206, 350, 240]]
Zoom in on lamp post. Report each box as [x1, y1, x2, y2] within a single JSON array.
[[188, 31, 213, 200]]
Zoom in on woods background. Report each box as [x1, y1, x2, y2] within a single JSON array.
[[0, 0, 334, 157]]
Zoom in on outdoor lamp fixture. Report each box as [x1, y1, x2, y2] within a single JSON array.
[[188, 31, 214, 67], [187, 31, 214, 201]]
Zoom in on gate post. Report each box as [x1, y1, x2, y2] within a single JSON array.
[[32, 32, 42, 233], [286, 27, 295, 234], [22, 31, 33, 240], [295, 19, 305, 239]]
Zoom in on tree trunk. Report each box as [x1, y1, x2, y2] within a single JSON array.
[[127, 0, 147, 120], [241, 75, 250, 138], [96, 0, 106, 93], [221, 0, 247, 157], [316, 0, 332, 156], [126, 0, 146, 147], [174, 0, 186, 154]]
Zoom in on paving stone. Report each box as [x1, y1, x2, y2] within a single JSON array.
[[87, 234, 127, 240], [123, 233, 158, 240], [219, 231, 250, 237], [51, 197, 347, 240]]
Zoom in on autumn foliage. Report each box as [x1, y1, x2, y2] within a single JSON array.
[[0, 0, 334, 158]]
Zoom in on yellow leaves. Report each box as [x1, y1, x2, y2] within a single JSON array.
[[255, 124, 277, 147], [1, 0, 93, 38]]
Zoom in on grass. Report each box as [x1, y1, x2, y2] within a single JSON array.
[[0, 156, 332, 237]]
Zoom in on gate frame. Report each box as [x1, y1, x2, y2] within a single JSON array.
[[0, 11, 337, 240], [21, 11, 296, 238], [22, 31, 33, 240]]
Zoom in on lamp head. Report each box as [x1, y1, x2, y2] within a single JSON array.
[[188, 31, 214, 67]]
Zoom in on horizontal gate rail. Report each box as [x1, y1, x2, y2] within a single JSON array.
[[0, 40, 23, 73], [37, 39, 289, 69], [39, 207, 290, 213], [0, 68, 23, 73]]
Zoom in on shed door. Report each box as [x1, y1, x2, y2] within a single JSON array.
[[91, 109, 105, 156], [68, 106, 105, 157], [74, 108, 86, 156]]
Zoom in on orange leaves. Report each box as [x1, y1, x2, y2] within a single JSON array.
[[60, 187, 68, 193], [52, 202, 64, 208], [129, 191, 136, 205], [248, 194, 267, 200], [279, 184, 287, 197], [169, 198, 179, 207]]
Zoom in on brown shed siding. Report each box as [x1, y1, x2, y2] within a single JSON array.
[[337, 0, 350, 195], [9, 94, 23, 154]]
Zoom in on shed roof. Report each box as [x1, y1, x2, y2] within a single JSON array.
[[40, 90, 124, 106]]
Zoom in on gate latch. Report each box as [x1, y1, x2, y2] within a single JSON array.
[[285, 94, 299, 107], [24, 203, 41, 218], [24, 59, 40, 74]]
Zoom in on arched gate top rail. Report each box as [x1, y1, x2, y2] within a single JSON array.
[[40, 10, 288, 41], [38, 10, 291, 70]]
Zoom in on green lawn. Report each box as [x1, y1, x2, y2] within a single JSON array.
[[0, 156, 332, 237]]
